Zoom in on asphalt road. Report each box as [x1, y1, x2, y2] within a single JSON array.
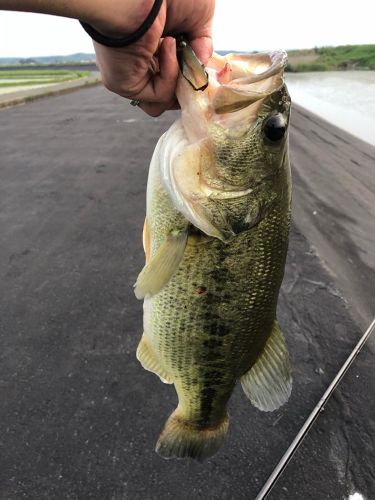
[[0, 86, 373, 499]]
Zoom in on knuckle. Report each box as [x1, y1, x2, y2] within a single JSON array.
[[148, 109, 164, 118], [142, 106, 164, 118], [102, 76, 119, 94], [101, 76, 133, 98]]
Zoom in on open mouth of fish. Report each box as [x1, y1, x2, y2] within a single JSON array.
[[177, 41, 288, 126]]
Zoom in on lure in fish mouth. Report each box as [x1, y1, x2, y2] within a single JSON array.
[[134, 42, 292, 461]]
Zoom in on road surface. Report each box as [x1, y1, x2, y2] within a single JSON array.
[[0, 86, 373, 499]]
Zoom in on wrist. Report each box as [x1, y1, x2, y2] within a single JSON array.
[[90, 0, 156, 38]]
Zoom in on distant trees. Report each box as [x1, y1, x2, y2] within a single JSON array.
[[19, 58, 37, 65]]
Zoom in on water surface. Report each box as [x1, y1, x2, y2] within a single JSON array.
[[286, 71, 375, 147]]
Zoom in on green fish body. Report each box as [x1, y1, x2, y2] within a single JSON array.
[[135, 50, 292, 460]]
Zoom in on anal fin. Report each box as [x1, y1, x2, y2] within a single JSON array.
[[241, 321, 292, 412], [134, 228, 187, 300], [136, 336, 173, 384]]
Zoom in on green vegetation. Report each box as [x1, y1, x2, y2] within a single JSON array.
[[0, 69, 90, 88], [286, 44, 375, 72], [0, 69, 88, 77]]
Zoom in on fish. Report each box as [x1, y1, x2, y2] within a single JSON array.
[[134, 43, 292, 461]]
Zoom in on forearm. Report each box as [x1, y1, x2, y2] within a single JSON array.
[[0, 0, 154, 35]]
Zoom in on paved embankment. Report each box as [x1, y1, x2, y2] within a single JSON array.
[[0, 86, 373, 499], [290, 104, 375, 331], [0, 72, 101, 109]]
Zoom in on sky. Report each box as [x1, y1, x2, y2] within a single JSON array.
[[0, 0, 374, 58]]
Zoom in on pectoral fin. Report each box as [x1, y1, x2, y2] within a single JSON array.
[[134, 228, 188, 300], [241, 321, 292, 411]]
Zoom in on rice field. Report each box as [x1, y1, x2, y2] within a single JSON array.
[[0, 69, 90, 94]]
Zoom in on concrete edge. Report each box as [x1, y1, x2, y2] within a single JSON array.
[[0, 78, 102, 110]]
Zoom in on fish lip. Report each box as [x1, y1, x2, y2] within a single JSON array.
[[218, 49, 288, 86], [210, 50, 288, 117], [176, 36, 209, 92]]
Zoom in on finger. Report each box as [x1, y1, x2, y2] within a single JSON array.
[[190, 36, 214, 65], [138, 97, 177, 117], [132, 36, 179, 104], [169, 98, 180, 111], [187, 16, 214, 64], [138, 104, 171, 117], [138, 101, 168, 117]]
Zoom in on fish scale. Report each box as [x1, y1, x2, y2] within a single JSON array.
[[135, 48, 293, 460], [145, 165, 290, 425]]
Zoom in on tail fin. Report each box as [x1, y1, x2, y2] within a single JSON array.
[[156, 410, 229, 461]]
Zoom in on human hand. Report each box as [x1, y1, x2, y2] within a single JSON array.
[[94, 0, 215, 116]]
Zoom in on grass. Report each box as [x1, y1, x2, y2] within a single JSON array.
[[317, 45, 375, 69], [286, 45, 375, 72], [0, 69, 90, 88]]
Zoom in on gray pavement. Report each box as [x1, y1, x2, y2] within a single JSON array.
[[0, 86, 373, 499]]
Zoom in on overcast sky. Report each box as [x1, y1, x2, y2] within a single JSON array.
[[0, 0, 374, 57]]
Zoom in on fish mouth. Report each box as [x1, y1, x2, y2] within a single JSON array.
[[210, 50, 288, 116], [176, 49, 289, 139], [213, 50, 288, 85]]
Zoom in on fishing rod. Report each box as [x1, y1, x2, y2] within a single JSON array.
[[255, 317, 375, 500]]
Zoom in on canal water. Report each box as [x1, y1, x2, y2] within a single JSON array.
[[285, 71, 375, 147]]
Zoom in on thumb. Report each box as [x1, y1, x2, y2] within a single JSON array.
[[190, 36, 214, 65]]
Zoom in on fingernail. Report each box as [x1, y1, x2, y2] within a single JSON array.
[[169, 37, 176, 54]]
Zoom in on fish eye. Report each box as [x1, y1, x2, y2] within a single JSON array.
[[263, 114, 287, 142]]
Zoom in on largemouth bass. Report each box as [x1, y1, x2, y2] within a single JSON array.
[[135, 45, 292, 461]]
